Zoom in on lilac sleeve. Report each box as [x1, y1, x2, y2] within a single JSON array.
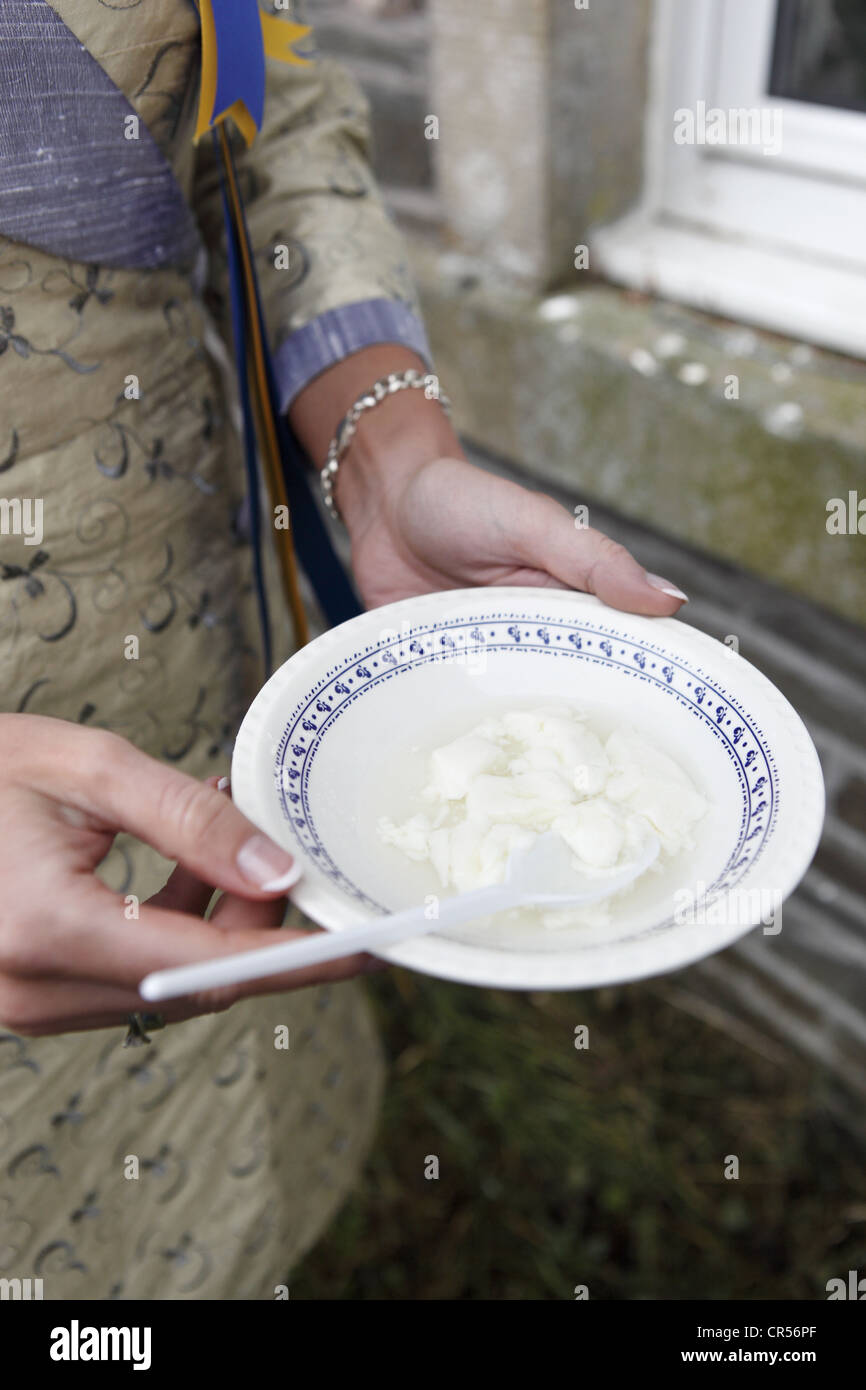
[[272, 297, 434, 416]]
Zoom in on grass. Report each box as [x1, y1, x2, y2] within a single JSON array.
[[293, 970, 866, 1300]]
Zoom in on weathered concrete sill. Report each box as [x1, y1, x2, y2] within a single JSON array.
[[407, 237, 866, 624]]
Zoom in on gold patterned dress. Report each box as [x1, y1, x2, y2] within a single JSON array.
[[0, 0, 424, 1298]]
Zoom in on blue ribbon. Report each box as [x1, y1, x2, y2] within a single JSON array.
[[216, 135, 273, 675], [210, 0, 266, 134], [215, 132, 362, 676]]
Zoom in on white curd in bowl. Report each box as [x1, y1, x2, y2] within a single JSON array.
[[377, 703, 709, 928]]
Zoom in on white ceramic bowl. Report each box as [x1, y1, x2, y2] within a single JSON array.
[[231, 588, 824, 990]]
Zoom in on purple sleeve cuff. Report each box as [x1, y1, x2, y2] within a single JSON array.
[[272, 297, 434, 415]]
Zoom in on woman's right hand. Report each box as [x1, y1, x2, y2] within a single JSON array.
[[0, 714, 380, 1037]]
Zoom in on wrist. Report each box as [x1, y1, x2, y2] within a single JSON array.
[[336, 385, 462, 524], [287, 343, 465, 528]]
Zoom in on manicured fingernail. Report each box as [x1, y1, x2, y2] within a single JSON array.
[[646, 572, 688, 602], [237, 835, 302, 892], [216, 776, 231, 793]]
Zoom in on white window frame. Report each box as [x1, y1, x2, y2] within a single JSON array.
[[591, 0, 866, 358]]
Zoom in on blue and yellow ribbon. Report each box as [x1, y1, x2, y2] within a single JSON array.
[[194, 0, 312, 147], [194, 2, 361, 667]]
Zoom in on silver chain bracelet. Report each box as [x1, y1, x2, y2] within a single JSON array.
[[320, 368, 451, 522]]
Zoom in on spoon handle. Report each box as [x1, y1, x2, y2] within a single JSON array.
[[139, 882, 512, 1002]]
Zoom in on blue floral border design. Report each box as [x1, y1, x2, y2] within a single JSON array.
[[274, 612, 777, 916]]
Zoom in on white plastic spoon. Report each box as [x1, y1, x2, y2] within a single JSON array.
[[139, 831, 660, 1003]]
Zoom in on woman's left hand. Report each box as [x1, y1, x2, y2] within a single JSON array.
[[289, 344, 687, 617], [340, 450, 688, 615]]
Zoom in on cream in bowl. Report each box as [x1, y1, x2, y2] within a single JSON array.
[[377, 703, 708, 933]]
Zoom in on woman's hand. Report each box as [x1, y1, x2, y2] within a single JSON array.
[[340, 452, 688, 615], [0, 715, 380, 1037], [289, 345, 688, 615]]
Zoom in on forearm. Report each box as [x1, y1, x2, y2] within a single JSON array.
[[287, 343, 465, 530]]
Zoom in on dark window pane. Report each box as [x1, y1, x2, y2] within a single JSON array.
[[768, 0, 866, 113]]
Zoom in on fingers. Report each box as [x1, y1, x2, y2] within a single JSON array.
[[412, 460, 689, 616], [146, 865, 287, 930], [0, 974, 212, 1037], [0, 968, 248, 1036], [209, 890, 287, 932], [144, 775, 289, 930], [0, 732, 385, 1038], [7, 883, 282, 988], [517, 499, 688, 615], [148, 861, 217, 918], [0, 932, 386, 1037], [145, 776, 231, 918], [5, 876, 374, 994], [0, 975, 142, 1036], [0, 963, 237, 1035], [26, 724, 303, 901]]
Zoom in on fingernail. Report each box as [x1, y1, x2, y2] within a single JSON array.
[[646, 572, 688, 602], [216, 776, 231, 793], [237, 835, 303, 892]]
